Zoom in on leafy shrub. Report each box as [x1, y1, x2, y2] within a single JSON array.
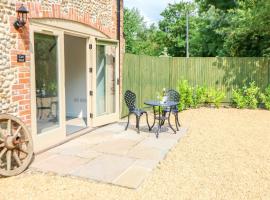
[[192, 86, 207, 108], [177, 80, 193, 110], [260, 85, 270, 110], [244, 82, 260, 109], [232, 81, 260, 109], [205, 88, 225, 108], [232, 88, 246, 108], [177, 80, 225, 109]]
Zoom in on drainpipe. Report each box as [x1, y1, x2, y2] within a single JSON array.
[[117, 0, 121, 41], [117, 0, 121, 117]]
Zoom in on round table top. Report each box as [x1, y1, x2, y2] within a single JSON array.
[[144, 100, 179, 107]]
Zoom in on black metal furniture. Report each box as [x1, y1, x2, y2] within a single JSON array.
[[162, 89, 181, 130], [124, 90, 150, 133], [144, 100, 179, 138]]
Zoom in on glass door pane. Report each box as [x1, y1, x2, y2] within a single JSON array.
[[96, 44, 117, 117], [34, 33, 59, 134], [96, 45, 106, 116]]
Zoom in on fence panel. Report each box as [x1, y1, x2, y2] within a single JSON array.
[[122, 54, 270, 117]]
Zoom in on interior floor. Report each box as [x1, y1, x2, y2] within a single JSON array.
[[64, 34, 87, 135], [66, 117, 87, 135], [37, 117, 87, 135]]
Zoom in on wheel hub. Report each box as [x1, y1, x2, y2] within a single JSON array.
[[4, 136, 17, 150]]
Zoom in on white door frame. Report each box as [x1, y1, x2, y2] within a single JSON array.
[[90, 39, 120, 127], [30, 24, 66, 152], [29, 20, 120, 152]]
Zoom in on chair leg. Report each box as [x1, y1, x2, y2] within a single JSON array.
[[145, 112, 151, 131], [176, 113, 181, 127], [175, 113, 179, 131], [125, 113, 131, 131], [137, 116, 141, 133]]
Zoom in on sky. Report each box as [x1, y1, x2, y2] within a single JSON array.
[[124, 0, 184, 25]]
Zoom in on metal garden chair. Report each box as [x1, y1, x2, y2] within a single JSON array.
[[124, 90, 150, 133], [162, 89, 181, 130]]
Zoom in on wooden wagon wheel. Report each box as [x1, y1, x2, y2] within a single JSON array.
[[0, 114, 33, 176]]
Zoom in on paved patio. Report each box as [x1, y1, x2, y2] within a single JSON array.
[[30, 121, 187, 189]]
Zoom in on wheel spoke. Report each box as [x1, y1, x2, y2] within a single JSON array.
[[13, 151, 22, 166], [0, 128, 4, 141], [7, 119, 11, 135], [13, 126, 22, 138], [18, 147, 28, 155], [6, 150, 11, 171], [0, 147, 7, 159], [18, 139, 29, 145], [0, 127, 5, 141]]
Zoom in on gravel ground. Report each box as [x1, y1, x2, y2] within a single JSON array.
[[1, 108, 270, 200]]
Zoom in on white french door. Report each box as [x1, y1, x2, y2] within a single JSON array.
[[91, 40, 120, 127], [30, 24, 66, 152]]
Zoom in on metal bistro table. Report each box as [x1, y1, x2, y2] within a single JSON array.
[[144, 100, 179, 138]]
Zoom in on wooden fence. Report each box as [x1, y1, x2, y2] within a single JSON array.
[[121, 54, 270, 117]]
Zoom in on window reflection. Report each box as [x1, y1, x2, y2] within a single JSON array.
[[34, 33, 59, 134], [96, 44, 116, 116]]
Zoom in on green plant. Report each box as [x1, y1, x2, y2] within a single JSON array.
[[205, 88, 225, 108], [177, 80, 193, 110], [244, 82, 260, 109], [260, 85, 270, 110], [232, 88, 246, 108], [192, 86, 207, 108], [232, 81, 260, 109]]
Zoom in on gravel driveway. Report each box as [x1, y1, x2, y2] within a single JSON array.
[[1, 108, 270, 200]]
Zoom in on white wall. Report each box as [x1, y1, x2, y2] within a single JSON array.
[[65, 35, 87, 118]]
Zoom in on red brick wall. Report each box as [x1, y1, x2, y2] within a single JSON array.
[[10, 15, 31, 125]]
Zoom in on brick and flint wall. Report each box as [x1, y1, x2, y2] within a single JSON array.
[[0, 0, 124, 127]]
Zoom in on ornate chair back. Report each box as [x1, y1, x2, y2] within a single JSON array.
[[166, 89, 180, 109], [124, 90, 136, 112]]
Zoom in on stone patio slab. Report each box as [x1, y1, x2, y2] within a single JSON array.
[[91, 138, 140, 156], [133, 159, 160, 170], [138, 137, 177, 151], [75, 132, 114, 145], [113, 166, 151, 189], [71, 154, 135, 183], [31, 122, 188, 189], [127, 145, 166, 161], [31, 154, 90, 175]]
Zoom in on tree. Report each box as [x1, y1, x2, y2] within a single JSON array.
[[219, 0, 270, 56], [124, 0, 270, 57], [193, 6, 231, 56], [196, 0, 238, 12], [123, 8, 146, 54], [124, 8, 164, 56], [158, 2, 198, 57]]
